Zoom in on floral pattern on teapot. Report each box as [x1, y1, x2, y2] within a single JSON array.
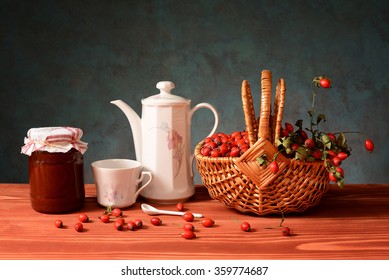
[[159, 122, 184, 178]]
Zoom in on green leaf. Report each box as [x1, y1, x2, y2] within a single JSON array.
[[317, 114, 326, 124], [256, 155, 268, 166], [321, 134, 332, 149], [337, 132, 347, 148], [295, 146, 308, 160], [295, 119, 303, 129], [282, 137, 292, 149]]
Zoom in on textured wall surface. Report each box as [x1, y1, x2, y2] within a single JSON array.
[[1, 0, 388, 184]]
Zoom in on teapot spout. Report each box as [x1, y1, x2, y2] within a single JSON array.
[[110, 100, 142, 163]]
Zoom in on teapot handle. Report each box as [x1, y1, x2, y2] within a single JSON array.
[[189, 103, 219, 177]]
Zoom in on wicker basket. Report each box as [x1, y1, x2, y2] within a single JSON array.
[[195, 70, 330, 215]]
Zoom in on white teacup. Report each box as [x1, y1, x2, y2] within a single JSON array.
[[91, 159, 152, 208]]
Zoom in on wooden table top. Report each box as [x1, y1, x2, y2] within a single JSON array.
[[0, 183, 388, 260]]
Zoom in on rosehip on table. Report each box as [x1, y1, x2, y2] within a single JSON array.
[[181, 230, 196, 239], [183, 212, 195, 222], [114, 220, 124, 231], [134, 219, 143, 229], [150, 217, 162, 226], [240, 222, 251, 232], [176, 202, 184, 211], [201, 217, 215, 227], [99, 214, 110, 223], [74, 222, 83, 232], [183, 223, 195, 231], [78, 213, 89, 223], [111, 208, 123, 217], [282, 227, 291, 236], [126, 221, 137, 231], [54, 219, 63, 228]]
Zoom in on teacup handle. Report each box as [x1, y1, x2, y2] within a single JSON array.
[[134, 171, 152, 200], [189, 103, 219, 177]]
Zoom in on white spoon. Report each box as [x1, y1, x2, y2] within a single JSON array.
[[141, 203, 203, 218]]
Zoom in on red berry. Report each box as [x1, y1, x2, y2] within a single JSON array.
[[78, 213, 89, 223], [329, 172, 337, 182], [74, 222, 83, 232], [332, 157, 342, 166], [181, 230, 196, 239], [337, 152, 348, 160], [200, 146, 211, 156], [126, 221, 137, 231], [312, 149, 322, 159], [327, 150, 337, 158], [269, 161, 279, 173], [54, 219, 63, 228], [300, 130, 308, 140], [282, 227, 291, 236], [230, 146, 240, 157], [111, 208, 122, 217], [336, 167, 345, 178], [176, 202, 184, 211], [99, 214, 110, 223], [291, 143, 299, 151], [319, 78, 331, 88], [281, 127, 289, 137], [134, 219, 143, 229], [116, 218, 126, 225], [365, 139, 374, 152], [150, 217, 162, 226], [201, 217, 214, 227], [239, 144, 249, 154], [114, 221, 124, 231], [218, 143, 229, 156], [327, 133, 337, 142], [285, 123, 294, 133], [304, 138, 315, 149], [183, 212, 194, 222], [240, 222, 251, 232], [210, 149, 220, 157], [183, 223, 195, 231]]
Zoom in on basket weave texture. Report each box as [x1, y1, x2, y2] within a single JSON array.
[[195, 70, 330, 215]]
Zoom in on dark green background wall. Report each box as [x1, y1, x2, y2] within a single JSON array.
[[1, 0, 388, 184]]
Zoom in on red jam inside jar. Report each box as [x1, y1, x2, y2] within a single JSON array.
[[28, 148, 85, 213]]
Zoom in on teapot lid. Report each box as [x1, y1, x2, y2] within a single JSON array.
[[142, 81, 189, 105]]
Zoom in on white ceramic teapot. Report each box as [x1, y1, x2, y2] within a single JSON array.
[[111, 81, 219, 203]]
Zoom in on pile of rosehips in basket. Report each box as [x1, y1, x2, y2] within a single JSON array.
[[199, 131, 250, 157]]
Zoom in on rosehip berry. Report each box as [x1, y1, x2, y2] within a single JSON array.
[[54, 219, 63, 228], [183, 223, 195, 231], [327, 133, 337, 142], [241, 222, 251, 232], [200, 147, 211, 156], [332, 157, 342, 166], [230, 146, 240, 157], [304, 138, 315, 149], [337, 152, 348, 160], [282, 227, 291, 236], [150, 217, 162, 226], [281, 127, 290, 137], [312, 149, 322, 159], [327, 150, 337, 158], [74, 222, 83, 232], [269, 161, 279, 173], [126, 221, 137, 231], [116, 218, 126, 225], [114, 221, 124, 231], [299, 130, 308, 140], [291, 143, 299, 151], [336, 167, 345, 178], [176, 202, 184, 211], [111, 208, 122, 217], [329, 172, 337, 182], [78, 213, 89, 223], [210, 149, 220, 157], [201, 217, 214, 227], [183, 212, 195, 222], [285, 123, 294, 133], [134, 219, 143, 229], [365, 139, 374, 153], [181, 230, 196, 239], [99, 214, 110, 223], [319, 78, 331, 88], [239, 144, 249, 154]]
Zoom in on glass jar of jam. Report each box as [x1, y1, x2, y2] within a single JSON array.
[[21, 127, 88, 214]]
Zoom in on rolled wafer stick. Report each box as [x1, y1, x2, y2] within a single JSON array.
[[272, 78, 286, 145], [241, 80, 258, 146], [258, 70, 272, 140]]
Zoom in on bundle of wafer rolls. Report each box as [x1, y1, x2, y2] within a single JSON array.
[[241, 70, 286, 147]]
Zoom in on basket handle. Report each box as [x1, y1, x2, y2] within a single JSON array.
[[258, 70, 272, 140], [241, 80, 258, 146]]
